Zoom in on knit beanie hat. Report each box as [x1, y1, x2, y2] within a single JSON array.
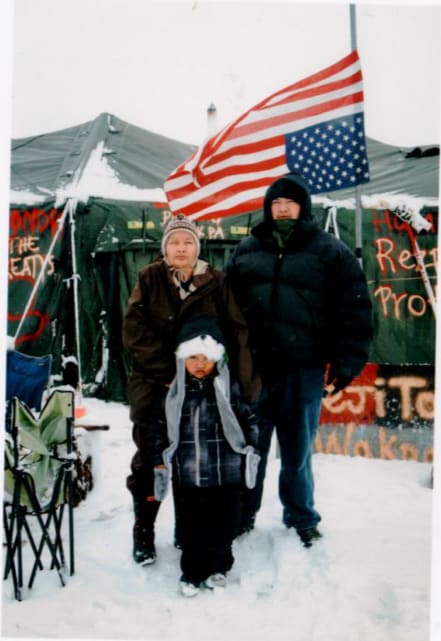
[[161, 214, 201, 257], [267, 178, 305, 205], [175, 314, 226, 362]]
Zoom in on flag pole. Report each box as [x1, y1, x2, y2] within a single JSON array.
[[350, 3, 363, 266]]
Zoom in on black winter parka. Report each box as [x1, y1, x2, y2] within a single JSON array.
[[224, 174, 373, 379]]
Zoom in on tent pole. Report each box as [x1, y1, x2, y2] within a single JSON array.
[[350, 3, 363, 266], [14, 201, 70, 342]]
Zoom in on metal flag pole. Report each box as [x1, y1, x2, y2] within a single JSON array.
[[350, 3, 363, 267]]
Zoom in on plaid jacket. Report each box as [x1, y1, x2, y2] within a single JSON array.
[[152, 372, 259, 488]]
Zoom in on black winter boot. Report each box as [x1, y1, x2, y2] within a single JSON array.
[[132, 497, 160, 565], [296, 527, 322, 548]]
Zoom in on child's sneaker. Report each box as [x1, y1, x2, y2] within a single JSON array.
[[179, 577, 200, 597], [204, 573, 227, 589]]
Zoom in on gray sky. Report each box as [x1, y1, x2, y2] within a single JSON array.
[[9, 0, 441, 147]]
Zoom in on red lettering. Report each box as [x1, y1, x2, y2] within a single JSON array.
[[9, 208, 62, 238], [397, 249, 416, 271], [10, 209, 23, 236], [408, 294, 426, 317], [423, 212, 436, 233], [372, 209, 393, 234], [375, 238, 397, 274]]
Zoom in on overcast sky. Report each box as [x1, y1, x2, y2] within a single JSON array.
[[8, 0, 441, 148]]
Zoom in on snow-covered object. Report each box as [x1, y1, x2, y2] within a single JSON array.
[[385, 199, 433, 233], [54, 141, 166, 207], [10, 112, 195, 208]]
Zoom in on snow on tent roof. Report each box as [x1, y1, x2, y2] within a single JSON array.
[[10, 112, 196, 206]]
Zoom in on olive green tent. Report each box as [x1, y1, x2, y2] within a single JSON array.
[[8, 112, 439, 404]]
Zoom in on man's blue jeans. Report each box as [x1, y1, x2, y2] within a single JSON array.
[[242, 367, 324, 531]]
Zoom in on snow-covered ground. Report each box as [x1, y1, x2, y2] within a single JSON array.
[[1, 398, 435, 641]]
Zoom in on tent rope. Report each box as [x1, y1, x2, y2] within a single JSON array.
[[67, 199, 84, 404]]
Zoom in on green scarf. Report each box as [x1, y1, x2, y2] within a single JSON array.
[[272, 219, 297, 248]]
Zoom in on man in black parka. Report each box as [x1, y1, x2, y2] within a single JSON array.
[[225, 172, 373, 547]]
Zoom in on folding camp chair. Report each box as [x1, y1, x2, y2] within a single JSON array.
[[3, 389, 75, 601]]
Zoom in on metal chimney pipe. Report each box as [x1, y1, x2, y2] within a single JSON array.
[[207, 102, 217, 137]]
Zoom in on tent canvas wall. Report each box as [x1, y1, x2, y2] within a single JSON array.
[[8, 113, 439, 461]]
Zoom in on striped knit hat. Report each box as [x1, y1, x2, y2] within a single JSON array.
[[161, 214, 201, 257]]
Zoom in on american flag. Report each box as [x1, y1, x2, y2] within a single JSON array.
[[164, 50, 370, 221]]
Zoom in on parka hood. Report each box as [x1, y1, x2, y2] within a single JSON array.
[[263, 172, 313, 223]]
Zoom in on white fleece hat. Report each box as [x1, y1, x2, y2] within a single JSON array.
[[176, 334, 225, 362]]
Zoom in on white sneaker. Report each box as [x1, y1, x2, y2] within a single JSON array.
[[204, 573, 227, 589], [179, 579, 200, 597]]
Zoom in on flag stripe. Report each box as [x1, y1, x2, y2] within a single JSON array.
[[169, 153, 286, 205], [164, 50, 369, 220], [280, 49, 360, 93], [239, 71, 363, 125], [169, 160, 290, 216], [190, 197, 264, 222], [187, 177, 285, 219]]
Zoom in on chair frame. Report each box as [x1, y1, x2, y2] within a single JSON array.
[[3, 390, 75, 601]]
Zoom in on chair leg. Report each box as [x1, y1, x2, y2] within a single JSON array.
[[22, 475, 66, 590], [3, 503, 14, 580], [4, 483, 28, 600], [15, 506, 25, 601], [22, 518, 44, 571], [66, 466, 75, 576], [3, 503, 21, 600], [49, 504, 66, 570], [68, 501, 75, 576]]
